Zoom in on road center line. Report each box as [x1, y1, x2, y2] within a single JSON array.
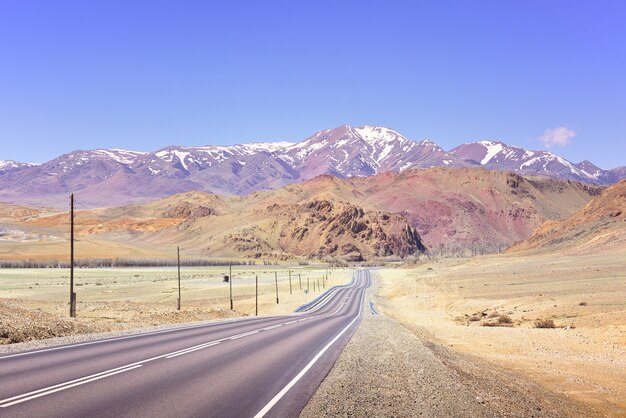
[[0, 365, 143, 408], [166, 342, 221, 358]]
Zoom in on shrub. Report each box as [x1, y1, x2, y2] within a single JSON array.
[[578, 301, 588, 306], [534, 318, 556, 328], [497, 314, 513, 324], [487, 311, 499, 318], [468, 314, 481, 322]]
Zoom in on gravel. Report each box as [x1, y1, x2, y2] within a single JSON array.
[[301, 290, 600, 418]]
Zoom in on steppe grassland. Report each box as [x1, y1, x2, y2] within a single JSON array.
[[0, 265, 353, 326], [376, 252, 626, 416]]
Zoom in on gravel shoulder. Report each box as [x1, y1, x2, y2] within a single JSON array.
[[301, 284, 599, 418]]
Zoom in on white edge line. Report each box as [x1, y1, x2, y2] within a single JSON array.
[[253, 287, 365, 418]]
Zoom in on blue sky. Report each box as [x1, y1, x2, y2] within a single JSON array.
[[1, 1, 625, 168]]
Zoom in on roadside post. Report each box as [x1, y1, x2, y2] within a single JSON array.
[[229, 263, 233, 310], [177, 246, 181, 310], [69, 194, 76, 318], [275, 271, 279, 304]]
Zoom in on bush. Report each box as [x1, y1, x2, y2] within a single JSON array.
[[487, 311, 499, 318], [534, 318, 556, 328], [578, 301, 588, 306], [497, 314, 513, 324], [468, 314, 481, 322]]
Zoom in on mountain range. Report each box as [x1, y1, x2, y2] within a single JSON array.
[[0, 168, 601, 261], [1, 125, 623, 208]]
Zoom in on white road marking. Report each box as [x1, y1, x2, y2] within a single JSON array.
[[253, 288, 365, 418], [229, 330, 259, 340], [0, 365, 142, 407], [166, 342, 221, 358], [0, 316, 281, 360], [0, 315, 316, 407]]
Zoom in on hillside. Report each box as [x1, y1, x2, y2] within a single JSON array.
[[509, 180, 626, 254], [0, 168, 602, 261], [252, 167, 602, 255]]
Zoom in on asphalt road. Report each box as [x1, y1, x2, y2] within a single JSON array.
[[0, 270, 371, 418]]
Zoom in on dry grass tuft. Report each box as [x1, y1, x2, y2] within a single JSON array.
[[534, 318, 556, 329]]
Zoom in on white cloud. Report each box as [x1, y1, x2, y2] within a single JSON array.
[[540, 126, 575, 148]]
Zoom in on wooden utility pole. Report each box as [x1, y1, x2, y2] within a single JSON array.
[[275, 271, 279, 304], [289, 270, 292, 295], [229, 263, 233, 310], [69, 194, 76, 318], [255, 275, 258, 316], [177, 246, 181, 310], [299, 273, 302, 290]]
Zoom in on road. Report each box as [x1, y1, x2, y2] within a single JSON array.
[[0, 270, 371, 418]]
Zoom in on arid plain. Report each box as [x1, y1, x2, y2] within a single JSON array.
[[0, 265, 349, 344], [376, 251, 626, 416]]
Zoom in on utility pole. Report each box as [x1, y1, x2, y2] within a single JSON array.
[[255, 275, 258, 316], [177, 246, 181, 310], [69, 194, 76, 318], [289, 270, 292, 295], [299, 273, 302, 290], [275, 271, 279, 304], [229, 263, 233, 310]]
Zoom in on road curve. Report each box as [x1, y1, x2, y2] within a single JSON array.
[[0, 270, 371, 418]]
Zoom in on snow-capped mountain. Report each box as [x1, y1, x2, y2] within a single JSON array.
[[279, 125, 463, 179], [449, 140, 624, 184], [0, 160, 37, 175], [0, 125, 624, 208]]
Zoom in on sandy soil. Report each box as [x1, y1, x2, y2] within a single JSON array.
[[0, 265, 350, 344], [303, 282, 595, 417], [375, 252, 626, 416]]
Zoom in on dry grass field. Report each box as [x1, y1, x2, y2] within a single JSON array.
[[376, 252, 626, 416], [0, 265, 352, 343]]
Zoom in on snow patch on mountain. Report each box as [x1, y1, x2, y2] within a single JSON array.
[[479, 141, 504, 165]]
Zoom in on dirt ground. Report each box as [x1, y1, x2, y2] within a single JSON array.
[[303, 283, 597, 418], [0, 265, 350, 344], [376, 252, 626, 416]]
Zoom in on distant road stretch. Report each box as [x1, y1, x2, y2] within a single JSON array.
[[0, 270, 371, 418]]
